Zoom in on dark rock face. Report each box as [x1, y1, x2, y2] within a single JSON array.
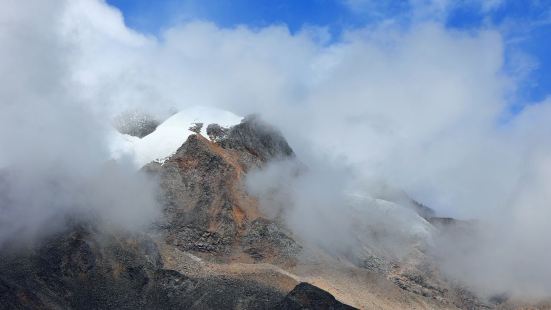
[[391, 270, 448, 301], [114, 110, 161, 138], [242, 218, 302, 261], [219, 115, 294, 162], [0, 225, 289, 310], [189, 122, 203, 134], [0, 224, 356, 309], [206, 123, 228, 142], [145, 115, 300, 262], [410, 200, 435, 220], [147, 270, 286, 310], [277, 282, 358, 310], [0, 226, 162, 309]]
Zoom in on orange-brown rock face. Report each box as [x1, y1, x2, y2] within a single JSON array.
[[145, 116, 300, 263]]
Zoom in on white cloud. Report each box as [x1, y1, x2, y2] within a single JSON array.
[[480, 0, 506, 12], [343, 0, 507, 21], [1, 0, 551, 297], [0, 0, 159, 247]]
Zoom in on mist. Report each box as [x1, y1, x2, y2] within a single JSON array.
[[245, 158, 435, 263], [2, 0, 551, 299], [0, 1, 159, 248]]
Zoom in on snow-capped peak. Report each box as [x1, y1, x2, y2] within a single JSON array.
[[110, 106, 242, 167]]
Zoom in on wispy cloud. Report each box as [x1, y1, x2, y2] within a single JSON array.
[[342, 0, 507, 21]]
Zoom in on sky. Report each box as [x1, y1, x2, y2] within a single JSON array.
[[107, 0, 551, 105]]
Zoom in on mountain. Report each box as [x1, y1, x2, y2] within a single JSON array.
[[0, 223, 345, 309], [0, 113, 354, 309], [110, 106, 243, 167], [0, 110, 538, 309], [144, 114, 299, 263]]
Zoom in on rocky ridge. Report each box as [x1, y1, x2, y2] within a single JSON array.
[[0, 114, 542, 309], [144, 115, 301, 264], [0, 223, 317, 310]]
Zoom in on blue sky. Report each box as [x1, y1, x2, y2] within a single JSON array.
[[106, 0, 362, 35], [107, 0, 551, 106]]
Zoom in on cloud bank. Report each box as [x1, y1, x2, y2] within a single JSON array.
[[0, 0, 159, 247], [2, 0, 551, 298]]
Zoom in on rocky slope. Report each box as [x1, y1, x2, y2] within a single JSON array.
[[0, 223, 345, 310], [0, 115, 350, 310], [1, 114, 544, 309], [144, 115, 300, 265], [140, 115, 485, 309]]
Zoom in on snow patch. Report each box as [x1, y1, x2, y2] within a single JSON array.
[[110, 106, 242, 167], [347, 192, 435, 256]]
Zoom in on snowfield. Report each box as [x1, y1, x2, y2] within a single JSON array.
[[110, 106, 242, 167], [346, 193, 435, 257]]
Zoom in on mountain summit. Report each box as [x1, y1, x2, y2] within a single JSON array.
[[0, 112, 531, 309]]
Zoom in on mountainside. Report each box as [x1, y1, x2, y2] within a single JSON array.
[[0, 112, 543, 309], [0, 115, 350, 310], [142, 115, 301, 268], [0, 224, 332, 310], [111, 106, 243, 166]]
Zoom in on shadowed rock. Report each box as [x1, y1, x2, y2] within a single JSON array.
[[206, 123, 228, 142], [114, 110, 161, 138], [219, 114, 294, 162], [0, 225, 287, 309], [277, 282, 358, 310], [0, 224, 357, 309]]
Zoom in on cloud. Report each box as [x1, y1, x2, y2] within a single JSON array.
[[245, 158, 435, 262], [0, 0, 159, 248], [480, 0, 506, 12], [342, 0, 507, 21], [2, 0, 551, 298]]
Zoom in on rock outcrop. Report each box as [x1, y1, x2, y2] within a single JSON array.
[[0, 224, 290, 309], [114, 110, 162, 138], [145, 115, 300, 263], [0, 221, 363, 310], [278, 282, 358, 310]]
